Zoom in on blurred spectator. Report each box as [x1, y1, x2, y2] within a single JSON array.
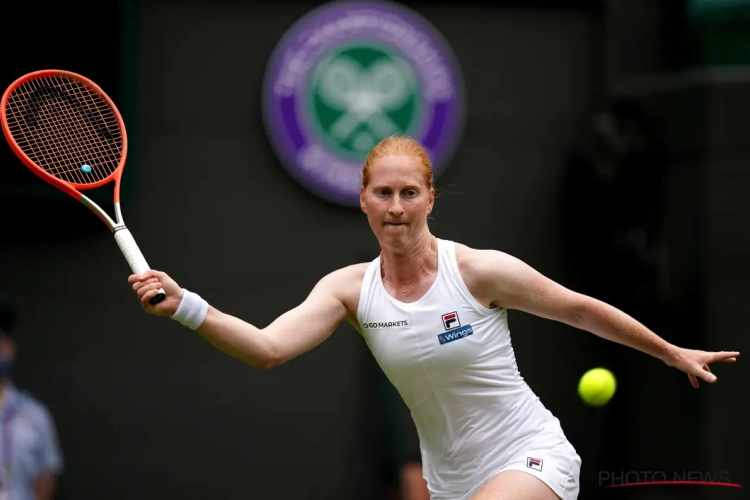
[[563, 97, 670, 326], [379, 371, 429, 500], [394, 389, 430, 500], [0, 301, 63, 500], [400, 461, 429, 500]]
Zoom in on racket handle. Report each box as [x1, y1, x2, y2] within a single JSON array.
[[114, 227, 166, 305]]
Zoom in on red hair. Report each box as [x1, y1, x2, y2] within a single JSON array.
[[362, 135, 434, 190]]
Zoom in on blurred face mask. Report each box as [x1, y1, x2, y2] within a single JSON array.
[[0, 357, 13, 380]]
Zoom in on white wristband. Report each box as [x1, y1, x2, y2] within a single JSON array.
[[171, 289, 209, 330]]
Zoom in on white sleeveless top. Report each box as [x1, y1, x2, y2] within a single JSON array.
[[357, 239, 566, 499]]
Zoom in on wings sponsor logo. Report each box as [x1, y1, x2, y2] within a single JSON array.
[[437, 324, 473, 345]]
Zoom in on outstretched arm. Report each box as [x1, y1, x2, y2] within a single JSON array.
[[129, 267, 355, 369], [466, 248, 739, 387]]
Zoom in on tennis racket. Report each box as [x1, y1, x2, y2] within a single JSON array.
[[0, 69, 165, 304]]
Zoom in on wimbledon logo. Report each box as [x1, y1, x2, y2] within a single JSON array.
[[261, 0, 466, 207]]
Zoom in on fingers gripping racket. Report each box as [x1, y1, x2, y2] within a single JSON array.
[[0, 70, 165, 304]]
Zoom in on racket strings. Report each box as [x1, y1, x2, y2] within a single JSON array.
[[25, 77, 120, 183], [3, 75, 123, 185], [23, 77, 121, 182], [23, 89, 94, 184], [6, 80, 117, 185], [31, 89, 111, 183]]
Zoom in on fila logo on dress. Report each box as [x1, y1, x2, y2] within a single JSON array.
[[527, 457, 543, 471], [437, 311, 473, 345]]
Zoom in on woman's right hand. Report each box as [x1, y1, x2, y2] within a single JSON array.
[[128, 270, 184, 317]]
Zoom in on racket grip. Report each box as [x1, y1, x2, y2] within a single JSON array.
[[114, 227, 166, 305]]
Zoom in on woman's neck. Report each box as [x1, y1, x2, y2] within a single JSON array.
[[380, 231, 437, 285]]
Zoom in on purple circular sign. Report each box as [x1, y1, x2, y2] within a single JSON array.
[[262, 0, 466, 207]]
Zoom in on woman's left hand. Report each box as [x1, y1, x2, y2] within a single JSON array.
[[664, 347, 740, 388]]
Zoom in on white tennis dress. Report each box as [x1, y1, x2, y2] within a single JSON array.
[[357, 239, 581, 500]]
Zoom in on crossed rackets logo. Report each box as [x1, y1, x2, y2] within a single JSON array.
[[311, 49, 418, 154], [262, 1, 465, 207]]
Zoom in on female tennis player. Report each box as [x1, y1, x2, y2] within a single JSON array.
[[129, 136, 739, 500]]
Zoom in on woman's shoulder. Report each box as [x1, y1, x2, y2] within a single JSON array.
[[324, 262, 370, 297], [322, 263, 371, 322], [452, 241, 503, 266], [452, 241, 521, 283], [330, 262, 370, 281]]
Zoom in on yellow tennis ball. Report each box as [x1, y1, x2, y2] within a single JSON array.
[[578, 368, 617, 406]]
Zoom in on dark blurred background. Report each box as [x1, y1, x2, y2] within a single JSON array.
[[0, 0, 747, 499]]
